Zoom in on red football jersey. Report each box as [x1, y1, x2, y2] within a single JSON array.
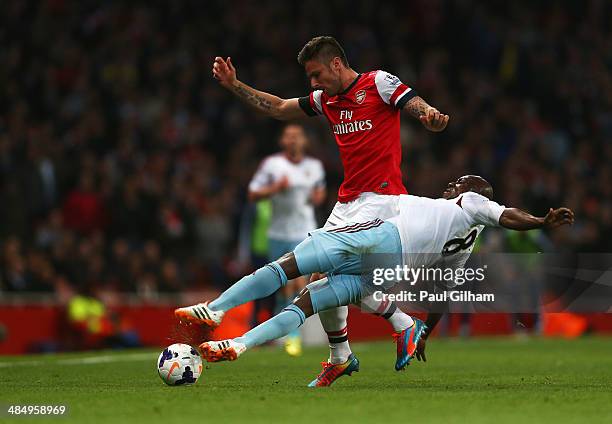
[[299, 70, 417, 203]]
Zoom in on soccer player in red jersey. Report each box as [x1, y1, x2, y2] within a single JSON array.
[[209, 36, 449, 386]]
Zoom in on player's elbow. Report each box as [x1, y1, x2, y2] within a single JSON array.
[[269, 107, 288, 120], [499, 211, 519, 230], [311, 189, 326, 206], [499, 212, 535, 231], [247, 191, 259, 202], [498, 216, 512, 229], [270, 100, 296, 121], [269, 107, 286, 120]]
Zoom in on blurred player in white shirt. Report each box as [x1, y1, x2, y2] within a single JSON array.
[[247, 123, 326, 355]]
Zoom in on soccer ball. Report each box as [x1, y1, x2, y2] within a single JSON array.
[[157, 343, 203, 386]]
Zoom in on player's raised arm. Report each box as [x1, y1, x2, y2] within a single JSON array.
[[212, 57, 306, 120], [499, 207, 574, 231], [403, 96, 450, 132]]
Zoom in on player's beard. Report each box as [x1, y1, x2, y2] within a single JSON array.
[[325, 68, 343, 96]]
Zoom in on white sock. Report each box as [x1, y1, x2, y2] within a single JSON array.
[[387, 309, 414, 333], [329, 339, 351, 364], [361, 296, 414, 332], [318, 306, 351, 364]]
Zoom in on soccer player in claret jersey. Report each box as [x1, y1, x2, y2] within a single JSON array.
[[248, 123, 326, 356], [178, 36, 449, 386], [180, 176, 573, 383]]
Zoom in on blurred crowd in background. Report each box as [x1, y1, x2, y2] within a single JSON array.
[[1, 0, 610, 298]]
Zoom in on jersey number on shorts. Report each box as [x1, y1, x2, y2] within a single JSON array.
[[442, 228, 478, 256]]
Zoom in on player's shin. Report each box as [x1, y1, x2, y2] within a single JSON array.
[[310, 275, 362, 364], [208, 262, 289, 312], [234, 304, 306, 349], [319, 306, 351, 364]]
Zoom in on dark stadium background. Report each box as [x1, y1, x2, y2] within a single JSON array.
[[0, 0, 610, 354]]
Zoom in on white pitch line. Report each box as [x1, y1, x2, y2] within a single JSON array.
[[58, 352, 153, 365], [0, 352, 154, 368], [0, 359, 43, 368]]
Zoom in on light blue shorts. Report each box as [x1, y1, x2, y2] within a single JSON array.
[[306, 274, 364, 313], [293, 220, 402, 313], [268, 238, 301, 262], [293, 220, 402, 304]]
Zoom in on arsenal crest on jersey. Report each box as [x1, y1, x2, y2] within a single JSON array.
[[355, 89, 366, 104]]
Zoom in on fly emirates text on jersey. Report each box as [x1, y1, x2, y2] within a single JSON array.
[[333, 110, 373, 135]]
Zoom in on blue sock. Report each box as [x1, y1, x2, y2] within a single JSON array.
[[208, 262, 288, 312], [287, 328, 301, 339], [274, 292, 289, 314], [235, 304, 305, 349], [280, 291, 300, 340]]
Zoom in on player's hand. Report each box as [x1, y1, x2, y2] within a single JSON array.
[[415, 337, 427, 362], [420, 107, 449, 132], [272, 176, 289, 193], [543, 207, 574, 229], [309, 187, 326, 206], [212, 56, 237, 87]]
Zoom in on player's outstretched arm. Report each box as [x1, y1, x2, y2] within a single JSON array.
[[212, 57, 305, 120], [499, 207, 574, 231], [403, 96, 449, 132]]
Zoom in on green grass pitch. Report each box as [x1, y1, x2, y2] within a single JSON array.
[[2, 337, 612, 424]]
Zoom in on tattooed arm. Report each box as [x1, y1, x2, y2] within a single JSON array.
[[403, 95, 450, 132], [212, 56, 305, 120]]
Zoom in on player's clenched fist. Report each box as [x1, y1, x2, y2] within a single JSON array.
[[420, 107, 449, 132], [212, 56, 237, 87]]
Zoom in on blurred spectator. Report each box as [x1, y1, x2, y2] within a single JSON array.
[[62, 170, 107, 235], [64, 292, 140, 350]]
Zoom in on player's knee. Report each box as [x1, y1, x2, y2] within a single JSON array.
[[309, 272, 326, 283], [293, 289, 313, 317], [278, 252, 293, 262], [276, 252, 300, 280]]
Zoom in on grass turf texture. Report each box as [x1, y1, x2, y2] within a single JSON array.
[[2, 337, 611, 424]]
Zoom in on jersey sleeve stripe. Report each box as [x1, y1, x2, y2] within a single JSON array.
[[395, 88, 418, 109], [298, 96, 318, 117], [311, 90, 323, 114], [390, 85, 410, 106]]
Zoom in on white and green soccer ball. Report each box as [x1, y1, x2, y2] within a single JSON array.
[[157, 343, 203, 386]]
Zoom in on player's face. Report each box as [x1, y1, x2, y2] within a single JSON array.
[[280, 125, 307, 155], [304, 59, 343, 96], [443, 176, 470, 199]]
